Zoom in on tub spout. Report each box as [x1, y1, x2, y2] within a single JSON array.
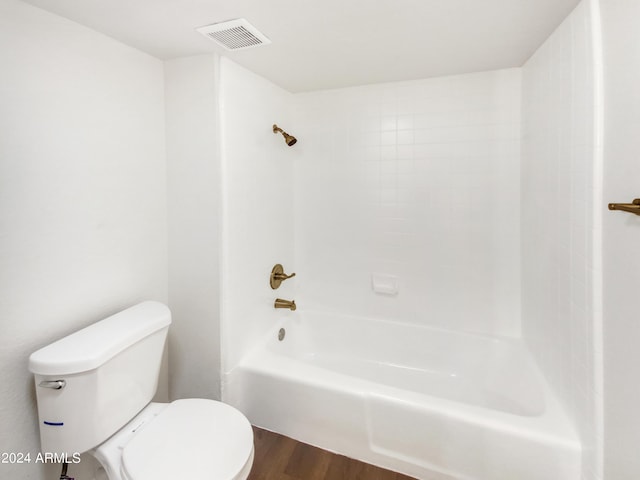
[[274, 298, 296, 311]]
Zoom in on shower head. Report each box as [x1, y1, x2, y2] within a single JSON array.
[[273, 124, 297, 146]]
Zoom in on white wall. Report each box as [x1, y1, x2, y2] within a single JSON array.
[[165, 54, 222, 400], [600, 0, 640, 478], [293, 70, 522, 336], [218, 58, 296, 377], [0, 1, 167, 479], [520, 0, 603, 478]]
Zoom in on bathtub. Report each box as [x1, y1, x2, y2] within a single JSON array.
[[225, 312, 581, 480]]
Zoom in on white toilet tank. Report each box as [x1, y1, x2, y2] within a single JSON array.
[[29, 301, 171, 456]]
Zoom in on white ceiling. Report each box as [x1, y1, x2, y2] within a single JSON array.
[[21, 0, 580, 92]]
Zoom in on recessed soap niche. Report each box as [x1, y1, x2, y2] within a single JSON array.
[[371, 273, 398, 296]]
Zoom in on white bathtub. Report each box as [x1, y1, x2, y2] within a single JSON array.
[[225, 312, 581, 480]]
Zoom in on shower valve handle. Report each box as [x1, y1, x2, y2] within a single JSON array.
[[273, 272, 296, 281], [270, 264, 296, 289]]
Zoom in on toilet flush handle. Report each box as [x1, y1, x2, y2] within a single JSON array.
[[38, 379, 66, 390]]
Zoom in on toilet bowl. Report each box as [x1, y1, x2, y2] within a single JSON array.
[[29, 301, 254, 480]]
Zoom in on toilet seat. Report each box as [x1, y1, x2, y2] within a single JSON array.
[[120, 399, 254, 480]]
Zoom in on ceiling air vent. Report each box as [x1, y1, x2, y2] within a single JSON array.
[[196, 18, 271, 51]]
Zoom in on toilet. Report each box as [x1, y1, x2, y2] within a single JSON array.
[[29, 301, 254, 480]]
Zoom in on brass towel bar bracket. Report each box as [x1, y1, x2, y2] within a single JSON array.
[[608, 198, 640, 216]]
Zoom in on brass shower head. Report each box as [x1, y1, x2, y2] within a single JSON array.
[[273, 124, 297, 146]]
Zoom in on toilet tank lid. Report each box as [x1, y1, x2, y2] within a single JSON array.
[[29, 301, 171, 376]]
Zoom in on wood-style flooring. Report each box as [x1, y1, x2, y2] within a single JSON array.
[[248, 426, 417, 480]]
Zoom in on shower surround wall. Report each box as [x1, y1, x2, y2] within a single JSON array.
[[293, 70, 522, 336], [521, 0, 603, 478], [218, 58, 296, 374]]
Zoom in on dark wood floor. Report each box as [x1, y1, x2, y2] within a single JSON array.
[[248, 426, 416, 480]]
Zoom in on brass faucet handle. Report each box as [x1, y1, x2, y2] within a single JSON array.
[[608, 198, 640, 216], [274, 272, 296, 280], [270, 264, 296, 289]]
